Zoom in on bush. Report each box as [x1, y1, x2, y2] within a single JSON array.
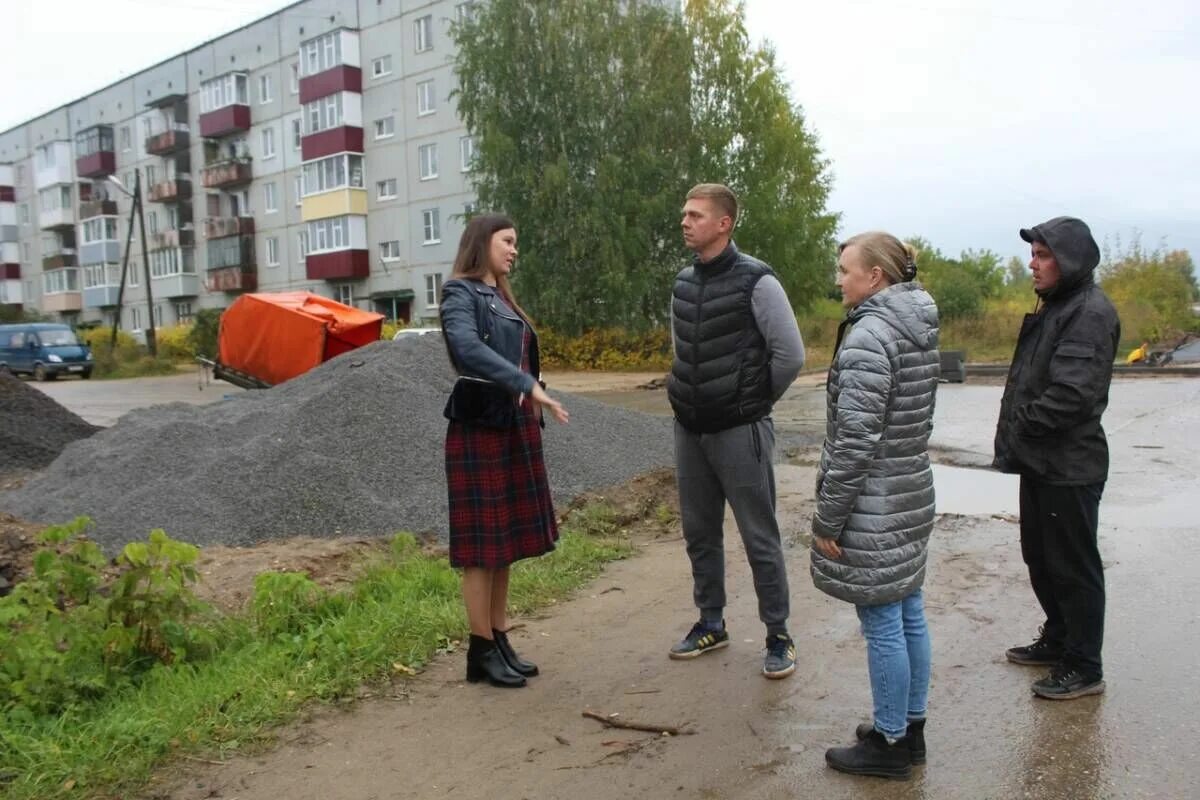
[[188, 308, 223, 359], [539, 327, 671, 370], [155, 324, 196, 361]]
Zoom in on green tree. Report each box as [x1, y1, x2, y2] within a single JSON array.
[[685, 0, 838, 309], [453, 0, 837, 333], [903, 237, 1005, 320], [1005, 255, 1030, 286]]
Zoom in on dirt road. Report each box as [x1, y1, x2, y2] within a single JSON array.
[[134, 377, 1200, 800]]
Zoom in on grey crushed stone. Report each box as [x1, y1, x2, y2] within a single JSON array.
[[0, 373, 101, 473], [0, 337, 674, 554]]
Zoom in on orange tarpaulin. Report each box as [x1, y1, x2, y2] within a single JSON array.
[[218, 292, 384, 386]]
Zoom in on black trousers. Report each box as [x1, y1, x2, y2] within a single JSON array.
[[1019, 477, 1106, 676]]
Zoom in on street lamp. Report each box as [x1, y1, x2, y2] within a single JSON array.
[[106, 171, 157, 356]]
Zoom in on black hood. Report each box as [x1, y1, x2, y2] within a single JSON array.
[[1019, 216, 1100, 299]]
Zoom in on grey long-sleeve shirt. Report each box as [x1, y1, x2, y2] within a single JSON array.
[[752, 275, 806, 401]]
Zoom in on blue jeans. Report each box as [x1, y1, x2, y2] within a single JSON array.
[[856, 590, 931, 740]]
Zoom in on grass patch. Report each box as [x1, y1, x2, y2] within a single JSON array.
[[90, 352, 181, 380], [0, 506, 632, 800]]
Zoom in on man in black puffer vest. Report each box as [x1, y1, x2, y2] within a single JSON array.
[[666, 183, 806, 680], [994, 216, 1120, 701]]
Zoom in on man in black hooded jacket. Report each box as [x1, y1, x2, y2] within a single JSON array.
[[994, 216, 1120, 700]]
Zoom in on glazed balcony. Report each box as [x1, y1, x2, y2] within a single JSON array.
[[79, 198, 118, 219], [206, 234, 256, 293], [198, 104, 250, 138], [42, 249, 77, 270], [200, 158, 252, 189], [205, 265, 257, 293], [150, 227, 196, 249], [75, 125, 116, 179]]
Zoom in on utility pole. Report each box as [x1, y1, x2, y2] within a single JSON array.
[[133, 170, 157, 356], [106, 168, 157, 356]]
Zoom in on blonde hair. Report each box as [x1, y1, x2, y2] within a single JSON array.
[[686, 183, 738, 227], [839, 231, 918, 284]]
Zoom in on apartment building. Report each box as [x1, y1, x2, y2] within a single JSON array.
[[0, 0, 485, 329]]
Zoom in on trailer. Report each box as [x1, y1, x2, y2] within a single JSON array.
[[203, 292, 384, 389]]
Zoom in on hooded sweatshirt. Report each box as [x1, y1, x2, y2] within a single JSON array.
[[811, 282, 941, 606], [993, 217, 1121, 485]]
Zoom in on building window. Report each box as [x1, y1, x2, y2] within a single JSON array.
[[463, 200, 478, 216], [17, 204, 29, 224], [418, 143, 438, 181], [21, 243, 31, 262], [298, 231, 309, 260], [291, 118, 302, 150], [460, 135, 477, 172], [261, 127, 276, 160], [380, 240, 401, 261], [306, 216, 352, 253], [145, 164, 157, 185], [300, 31, 343, 77], [119, 127, 131, 151], [303, 93, 344, 136], [417, 80, 436, 116], [422, 208, 440, 244], [15, 165, 25, 184], [200, 72, 249, 112], [259, 74, 273, 104], [43, 268, 80, 294], [373, 116, 395, 140], [75, 126, 114, 157], [266, 236, 280, 266], [264, 182, 278, 213], [425, 272, 443, 306], [414, 15, 433, 52], [376, 178, 397, 200], [81, 217, 119, 244], [130, 307, 141, 330], [290, 62, 300, 93], [455, 2, 476, 23], [147, 210, 159, 234], [127, 260, 138, 287], [175, 302, 194, 324], [333, 283, 353, 306], [141, 117, 153, 144], [371, 55, 392, 78], [302, 153, 365, 195], [83, 263, 121, 288], [149, 247, 195, 278]]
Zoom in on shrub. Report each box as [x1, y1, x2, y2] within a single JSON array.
[[539, 327, 671, 370], [155, 324, 196, 361], [188, 308, 223, 359]]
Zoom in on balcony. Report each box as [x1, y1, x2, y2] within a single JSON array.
[[201, 158, 252, 189], [148, 177, 193, 203], [206, 234, 255, 294], [151, 227, 195, 249], [76, 151, 116, 179], [202, 216, 254, 240], [83, 284, 122, 308], [43, 249, 77, 270], [2, 263, 20, 280], [0, 277, 22, 306], [154, 272, 200, 299], [39, 206, 75, 230], [80, 198, 118, 219], [145, 125, 191, 157], [305, 249, 369, 281], [198, 104, 251, 138]]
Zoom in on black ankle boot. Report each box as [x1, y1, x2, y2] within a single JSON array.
[[493, 628, 539, 677], [827, 728, 912, 779], [855, 718, 925, 764], [466, 634, 526, 688]]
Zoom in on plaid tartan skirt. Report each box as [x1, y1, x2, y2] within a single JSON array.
[[445, 397, 559, 569]]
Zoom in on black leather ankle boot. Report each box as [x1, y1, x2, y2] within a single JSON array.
[[466, 634, 526, 688], [493, 628, 539, 677]]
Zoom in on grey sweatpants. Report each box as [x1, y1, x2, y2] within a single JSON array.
[[674, 418, 790, 634]]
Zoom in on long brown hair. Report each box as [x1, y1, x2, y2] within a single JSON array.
[[448, 213, 532, 323]]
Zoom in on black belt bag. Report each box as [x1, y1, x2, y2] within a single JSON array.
[[444, 376, 517, 429]]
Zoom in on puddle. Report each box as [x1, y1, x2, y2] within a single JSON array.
[[932, 463, 1019, 517]]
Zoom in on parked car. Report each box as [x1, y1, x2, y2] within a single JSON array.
[[392, 327, 442, 341], [0, 323, 94, 380]]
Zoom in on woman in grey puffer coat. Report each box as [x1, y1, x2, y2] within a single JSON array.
[[812, 232, 940, 781]]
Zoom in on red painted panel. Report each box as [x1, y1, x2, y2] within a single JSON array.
[[301, 126, 364, 161], [1, 264, 20, 280], [305, 249, 369, 281], [199, 105, 251, 138], [0, 188, 14, 202], [75, 151, 116, 179], [299, 66, 363, 105]]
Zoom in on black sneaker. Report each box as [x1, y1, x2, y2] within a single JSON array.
[[1006, 626, 1063, 666], [762, 633, 796, 679], [855, 718, 925, 765], [1032, 667, 1105, 700], [668, 621, 729, 660], [826, 729, 912, 780]]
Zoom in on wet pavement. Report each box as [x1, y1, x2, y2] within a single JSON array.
[[25, 368, 243, 427]]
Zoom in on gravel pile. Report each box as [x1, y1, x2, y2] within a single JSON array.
[[0, 373, 101, 473], [1, 337, 673, 554]]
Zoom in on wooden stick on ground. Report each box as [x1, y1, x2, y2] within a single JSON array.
[[582, 709, 690, 736]]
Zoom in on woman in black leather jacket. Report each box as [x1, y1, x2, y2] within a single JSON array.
[[439, 213, 568, 688]]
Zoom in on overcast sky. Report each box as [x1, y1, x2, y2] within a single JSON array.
[[3, 0, 1197, 263]]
